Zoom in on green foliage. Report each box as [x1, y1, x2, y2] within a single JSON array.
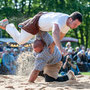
[[0, 7, 23, 18], [0, 0, 89, 48]]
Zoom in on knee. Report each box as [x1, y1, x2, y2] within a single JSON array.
[[6, 23, 15, 29]]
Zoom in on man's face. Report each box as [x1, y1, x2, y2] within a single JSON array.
[[33, 47, 44, 53], [68, 18, 81, 29]]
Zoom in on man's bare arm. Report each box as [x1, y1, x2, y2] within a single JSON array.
[[59, 32, 66, 40], [28, 70, 40, 83], [52, 23, 63, 54], [50, 32, 66, 52]]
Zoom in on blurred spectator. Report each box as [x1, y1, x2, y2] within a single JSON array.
[[87, 51, 90, 71], [65, 48, 68, 52], [13, 49, 19, 60], [21, 47, 25, 53], [60, 55, 80, 75], [73, 50, 89, 72], [85, 48, 90, 63], [80, 50, 88, 63], [80, 45, 85, 51], [87, 50, 90, 63], [0, 52, 2, 65], [2, 48, 16, 75], [73, 51, 82, 63], [81, 46, 85, 51], [18, 45, 23, 53], [10, 48, 14, 55], [0, 43, 3, 52], [74, 47, 80, 55], [2, 47, 7, 56], [65, 42, 71, 49], [0, 52, 2, 74], [67, 49, 73, 59], [85, 48, 90, 56]]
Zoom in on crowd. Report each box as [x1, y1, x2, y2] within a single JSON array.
[[60, 42, 90, 76], [0, 45, 32, 75], [0, 42, 90, 76]]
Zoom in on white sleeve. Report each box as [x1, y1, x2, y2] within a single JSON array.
[[52, 17, 65, 33]]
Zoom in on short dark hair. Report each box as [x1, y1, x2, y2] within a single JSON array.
[[70, 11, 82, 22], [33, 39, 44, 48]]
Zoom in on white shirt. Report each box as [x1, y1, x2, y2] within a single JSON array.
[[38, 12, 70, 34]]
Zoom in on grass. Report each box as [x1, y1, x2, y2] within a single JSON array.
[[59, 72, 90, 76], [81, 72, 90, 75]]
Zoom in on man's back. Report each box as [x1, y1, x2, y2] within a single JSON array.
[[35, 31, 62, 65], [38, 12, 70, 33]]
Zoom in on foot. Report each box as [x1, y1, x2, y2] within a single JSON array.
[[67, 70, 76, 80], [18, 23, 23, 28], [0, 19, 9, 30]]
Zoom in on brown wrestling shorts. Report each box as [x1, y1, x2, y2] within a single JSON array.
[[21, 12, 47, 35]]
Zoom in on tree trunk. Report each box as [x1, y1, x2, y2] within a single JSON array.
[[4, 0, 8, 7], [28, 0, 31, 16]]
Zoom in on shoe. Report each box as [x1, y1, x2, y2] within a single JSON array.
[[67, 70, 76, 80], [0, 19, 9, 30], [18, 23, 23, 28]]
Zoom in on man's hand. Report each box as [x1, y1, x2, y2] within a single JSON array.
[[68, 61, 72, 64], [52, 23, 67, 55], [28, 70, 40, 83], [48, 42, 55, 54], [61, 48, 68, 56]]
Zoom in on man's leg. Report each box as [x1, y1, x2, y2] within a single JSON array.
[[44, 74, 69, 82], [38, 71, 45, 77], [0, 19, 8, 30], [0, 19, 34, 45], [56, 70, 76, 82], [6, 24, 34, 45], [44, 70, 76, 82], [44, 74, 56, 82], [56, 75, 69, 82]]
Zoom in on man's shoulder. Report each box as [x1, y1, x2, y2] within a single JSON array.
[[35, 47, 50, 58]]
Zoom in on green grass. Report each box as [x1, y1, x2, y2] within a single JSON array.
[[81, 72, 90, 75], [59, 72, 90, 76]]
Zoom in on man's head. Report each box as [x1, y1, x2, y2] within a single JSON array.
[[67, 11, 82, 29], [5, 48, 10, 54], [33, 39, 44, 53], [75, 47, 79, 52]]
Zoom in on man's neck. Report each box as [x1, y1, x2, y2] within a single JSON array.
[[66, 18, 70, 27]]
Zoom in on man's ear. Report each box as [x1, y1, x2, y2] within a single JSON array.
[[69, 18, 73, 22]]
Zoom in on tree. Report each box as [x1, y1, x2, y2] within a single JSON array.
[[0, 0, 89, 47]]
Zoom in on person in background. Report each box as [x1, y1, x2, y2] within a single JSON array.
[[74, 47, 80, 55], [2, 48, 16, 75], [10, 48, 14, 55], [60, 55, 80, 75], [87, 50, 90, 63], [65, 42, 72, 50], [80, 50, 89, 72], [13, 49, 19, 60], [0, 52, 3, 74]]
